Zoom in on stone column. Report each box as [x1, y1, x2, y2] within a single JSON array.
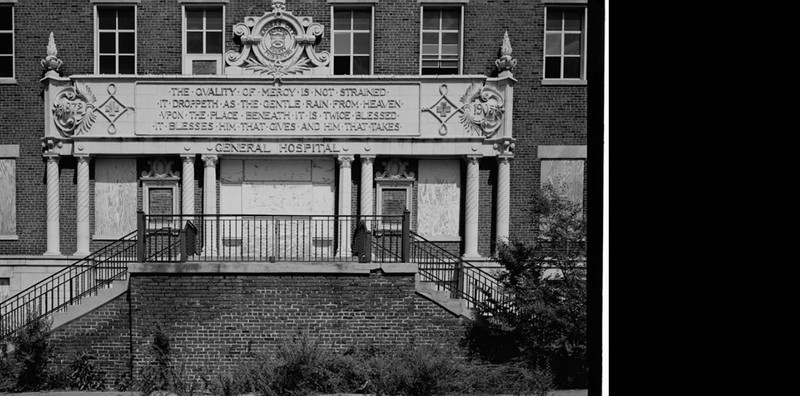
[[463, 155, 481, 259], [202, 155, 217, 256], [181, 155, 195, 216], [44, 155, 61, 256], [74, 154, 91, 256], [496, 156, 511, 246], [338, 155, 354, 257], [360, 155, 375, 227]]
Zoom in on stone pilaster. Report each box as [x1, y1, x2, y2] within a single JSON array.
[[44, 155, 61, 256], [463, 155, 481, 259], [496, 156, 511, 247], [74, 154, 91, 256], [360, 155, 375, 227], [338, 155, 354, 257], [202, 155, 218, 256], [181, 155, 195, 216]]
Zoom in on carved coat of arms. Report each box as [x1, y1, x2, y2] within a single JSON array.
[[226, 0, 329, 79]]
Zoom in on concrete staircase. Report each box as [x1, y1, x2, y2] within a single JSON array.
[[415, 274, 473, 320]]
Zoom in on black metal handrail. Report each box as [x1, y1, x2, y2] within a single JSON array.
[[0, 230, 138, 342], [141, 213, 406, 263], [410, 231, 512, 312]]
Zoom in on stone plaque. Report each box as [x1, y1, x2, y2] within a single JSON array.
[[136, 83, 420, 136]]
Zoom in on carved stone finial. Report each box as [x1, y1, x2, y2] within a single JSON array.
[[495, 31, 517, 77], [41, 32, 63, 76]]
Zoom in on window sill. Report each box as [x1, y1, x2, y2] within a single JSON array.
[[0, 235, 19, 240], [0, 78, 17, 85], [541, 79, 587, 86]]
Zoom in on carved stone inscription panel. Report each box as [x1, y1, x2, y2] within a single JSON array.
[[136, 83, 420, 136], [0, 159, 16, 237]]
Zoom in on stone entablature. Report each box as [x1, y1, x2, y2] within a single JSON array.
[[42, 75, 515, 158]]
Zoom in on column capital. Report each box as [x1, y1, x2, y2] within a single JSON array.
[[201, 155, 218, 167], [44, 154, 60, 163], [464, 155, 482, 164], [337, 155, 355, 168], [360, 155, 376, 164], [74, 153, 92, 163], [181, 154, 197, 162], [497, 155, 513, 164]]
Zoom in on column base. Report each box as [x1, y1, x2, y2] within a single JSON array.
[[461, 253, 483, 261], [73, 251, 91, 257], [43, 251, 62, 256]]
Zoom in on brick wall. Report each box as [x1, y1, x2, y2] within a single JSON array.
[[47, 270, 467, 386], [49, 291, 132, 388]]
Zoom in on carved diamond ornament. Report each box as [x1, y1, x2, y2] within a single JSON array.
[[52, 83, 132, 136], [422, 84, 505, 137], [226, 0, 330, 81]]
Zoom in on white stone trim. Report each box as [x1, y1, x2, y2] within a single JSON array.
[[541, 0, 587, 3], [91, 0, 140, 3], [0, 1, 18, 4], [181, 4, 225, 75], [0, 144, 18, 158], [541, 79, 588, 86], [419, 3, 464, 75], [330, 4, 374, 75], [328, 0, 377, 3], [0, 235, 18, 240], [94, 4, 138, 75], [537, 145, 587, 159]]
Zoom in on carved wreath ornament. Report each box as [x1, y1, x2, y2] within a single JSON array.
[[52, 82, 97, 137], [422, 83, 505, 137]]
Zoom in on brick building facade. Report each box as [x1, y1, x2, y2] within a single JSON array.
[[0, 0, 601, 387]]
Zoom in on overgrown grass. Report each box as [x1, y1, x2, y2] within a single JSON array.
[[197, 333, 554, 396]]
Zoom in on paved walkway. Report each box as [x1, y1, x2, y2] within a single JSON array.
[[2, 391, 588, 396]]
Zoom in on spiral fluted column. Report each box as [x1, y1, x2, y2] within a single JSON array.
[[202, 155, 217, 256], [74, 155, 91, 256], [463, 155, 481, 259], [44, 155, 61, 256], [496, 156, 511, 247], [181, 155, 195, 216], [360, 156, 375, 227], [338, 155, 354, 257]]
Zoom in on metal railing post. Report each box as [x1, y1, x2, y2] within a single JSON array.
[[137, 210, 145, 263], [364, 229, 372, 263], [401, 209, 410, 263], [179, 226, 187, 263]]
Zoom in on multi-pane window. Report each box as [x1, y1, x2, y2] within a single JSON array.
[[332, 8, 371, 75], [544, 8, 586, 80], [184, 7, 223, 75], [421, 7, 460, 75], [96, 6, 136, 74], [0, 6, 12, 79]]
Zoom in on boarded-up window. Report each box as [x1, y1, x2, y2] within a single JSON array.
[[0, 277, 10, 302], [94, 158, 137, 239], [541, 159, 585, 208], [148, 188, 174, 215], [417, 159, 460, 239], [0, 145, 17, 238]]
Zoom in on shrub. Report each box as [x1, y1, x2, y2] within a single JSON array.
[[136, 324, 198, 396], [464, 182, 588, 389], [10, 311, 54, 391], [64, 351, 106, 390]]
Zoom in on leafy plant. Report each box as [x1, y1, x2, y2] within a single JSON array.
[[465, 182, 588, 389], [10, 310, 54, 391], [136, 324, 198, 396], [65, 351, 106, 390]]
